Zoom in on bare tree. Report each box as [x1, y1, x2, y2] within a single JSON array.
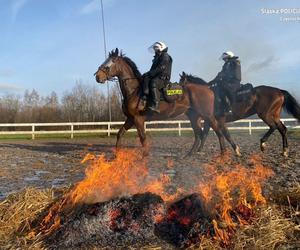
[[0, 82, 125, 124]]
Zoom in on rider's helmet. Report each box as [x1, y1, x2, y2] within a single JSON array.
[[219, 51, 235, 60], [148, 41, 167, 54]]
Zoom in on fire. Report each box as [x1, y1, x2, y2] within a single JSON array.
[[195, 153, 274, 245], [69, 149, 183, 204], [35, 149, 274, 248], [37, 149, 179, 235]]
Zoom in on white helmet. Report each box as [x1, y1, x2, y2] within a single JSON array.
[[219, 51, 235, 60], [148, 41, 167, 53]]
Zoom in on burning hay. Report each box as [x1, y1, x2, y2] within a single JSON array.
[[43, 192, 166, 248], [0, 149, 299, 249]]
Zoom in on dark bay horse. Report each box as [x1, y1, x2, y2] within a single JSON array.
[[94, 49, 241, 156], [180, 73, 300, 157]]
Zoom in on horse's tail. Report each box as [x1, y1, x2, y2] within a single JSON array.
[[282, 90, 300, 122]]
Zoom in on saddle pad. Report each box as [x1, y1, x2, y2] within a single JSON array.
[[236, 83, 253, 102], [166, 89, 183, 95], [163, 82, 184, 102]]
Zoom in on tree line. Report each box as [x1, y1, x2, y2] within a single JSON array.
[[0, 83, 124, 124]]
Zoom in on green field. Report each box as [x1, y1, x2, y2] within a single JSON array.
[[0, 129, 298, 140]]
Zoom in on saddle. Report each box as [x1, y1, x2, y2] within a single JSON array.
[[211, 82, 254, 116], [161, 82, 184, 103], [235, 83, 254, 102]]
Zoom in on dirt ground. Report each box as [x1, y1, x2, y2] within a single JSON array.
[[0, 131, 299, 201]]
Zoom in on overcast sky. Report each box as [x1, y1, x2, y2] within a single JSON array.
[[0, 0, 300, 97]]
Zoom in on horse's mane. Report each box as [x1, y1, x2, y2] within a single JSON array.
[[108, 48, 142, 82], [184, 74, 208, 85], [122, 56, 142, 81]]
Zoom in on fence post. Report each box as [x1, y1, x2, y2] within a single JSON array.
[[70, 124, 74, 139], [144, 122, 147, 132], [249, 121, 252, 135], [178, 122, 182, 136], [108, 122, 111, 137], [32, 124, 35, 140]]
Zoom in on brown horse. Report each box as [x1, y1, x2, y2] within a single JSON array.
[[94, 49, 241, 156], [180, 73, 300, 157]]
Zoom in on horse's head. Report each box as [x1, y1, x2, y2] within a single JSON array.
[[94, 48, 121, 83], [179, 72, 208, 86], [179, 71, 187, 84]]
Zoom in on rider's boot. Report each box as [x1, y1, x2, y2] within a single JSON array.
[[148, 87, 160, 113], [224, 97, 232, 114]]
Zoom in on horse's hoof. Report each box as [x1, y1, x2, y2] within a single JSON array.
[[260, 142, 266, 152], [235, 145, 242, 157], [282, 148, 289, 158]]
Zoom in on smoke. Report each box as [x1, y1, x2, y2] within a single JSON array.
[[246, 55, 277, 73]]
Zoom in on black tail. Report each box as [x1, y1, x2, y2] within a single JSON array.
[[282, 90, 300, 122]]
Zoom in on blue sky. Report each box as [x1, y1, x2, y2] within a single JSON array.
[[0, 0, 300, 97]]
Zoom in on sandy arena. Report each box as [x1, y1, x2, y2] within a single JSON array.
[[0, 132, 299, 249], [0, 132, 299, 200]]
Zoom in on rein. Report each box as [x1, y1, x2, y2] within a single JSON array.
[[120, 77, 140, 101], [108, 77, 140, 102]]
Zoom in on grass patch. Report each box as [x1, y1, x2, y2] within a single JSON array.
[[0, 129, 298, 141], [288, 129, 300, 139]]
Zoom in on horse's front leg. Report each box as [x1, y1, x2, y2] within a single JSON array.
[[116, 118, 134, 149], [134, 116, 149, 156]]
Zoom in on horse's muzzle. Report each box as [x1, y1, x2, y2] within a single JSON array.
[[95, 75, 106, 84]]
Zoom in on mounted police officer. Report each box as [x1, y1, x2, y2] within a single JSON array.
[[142, 41, 173, 113], [211, 51, 241, 114]]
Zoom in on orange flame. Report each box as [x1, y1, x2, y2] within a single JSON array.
[[37, 149, 273, 247], [195, 153, 274, 245], [38, 149, 178, 235]]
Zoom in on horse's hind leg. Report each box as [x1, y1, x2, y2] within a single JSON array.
[[116, 118, 134, 149], [197, 121, 210, 153], [276, 120, 288, 157], [208, 116, 226, 154], [219, 119, 241, 156], [134, 116, 149, 156], [259, 117, 276, 152], [185, 110, 202, 157]]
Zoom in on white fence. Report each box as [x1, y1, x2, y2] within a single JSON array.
[[0, 118, 299, 139]]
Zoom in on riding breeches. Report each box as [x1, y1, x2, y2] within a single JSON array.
[[142, 76, 165, 96]]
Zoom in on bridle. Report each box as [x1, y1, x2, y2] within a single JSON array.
[[95, 59, 141, 100], [94, 66, 111, 81]]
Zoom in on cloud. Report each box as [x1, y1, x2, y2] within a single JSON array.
[[11, 0, 28, 22], [0, 83, 22, 92], [246, 55, 277, 73], [79, 0, 115, 15], [0, 69, 14, 78]]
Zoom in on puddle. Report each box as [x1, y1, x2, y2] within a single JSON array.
[[52, 178, 66, 187], [24, 175, 40, 182], [35, 170, 51, 175]]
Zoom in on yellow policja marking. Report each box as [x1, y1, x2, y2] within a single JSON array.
[[166, 89, 183, 95]]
